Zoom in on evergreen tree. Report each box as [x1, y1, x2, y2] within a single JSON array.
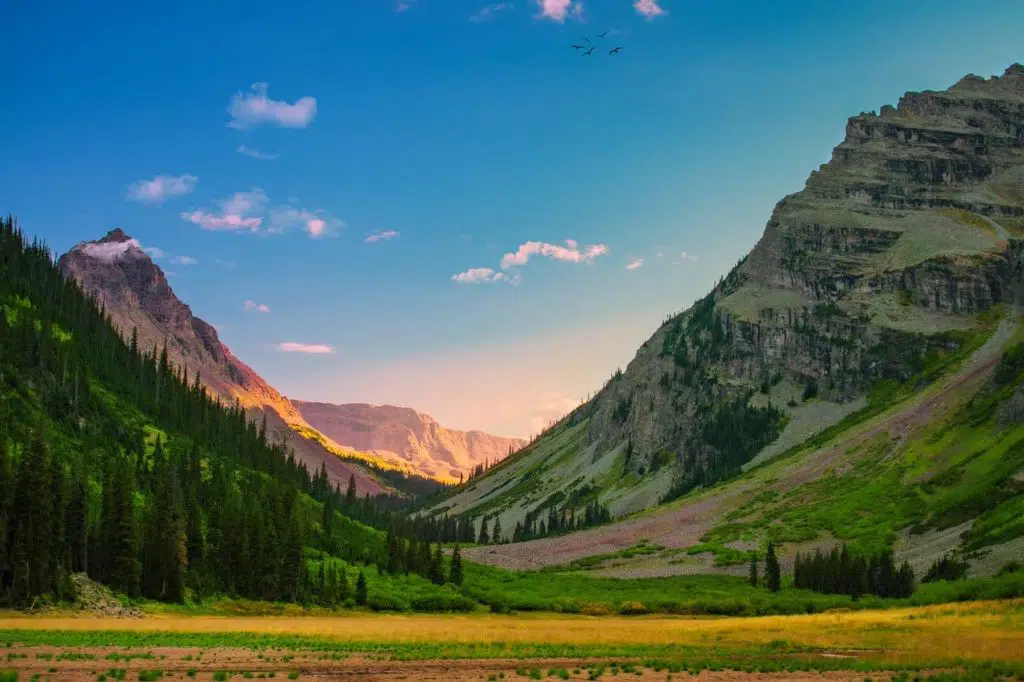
[[491, 517, 502, 544], [748, 552, 758, 588], [428, 543, 446, 585], [765, 542, 781, 592], [449, 543, 464, 586], [355, 571, 368, 606], [478, 517, 490, 545]]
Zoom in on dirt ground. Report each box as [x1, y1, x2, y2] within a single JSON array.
[[0, 647, 959, 681]]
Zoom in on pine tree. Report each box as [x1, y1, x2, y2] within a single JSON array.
[[478, 517, 490, 545], [429, 543, 446, 585], [491, 517, 502, 544], [748, 552, 758, 588], [765, 541, 781, 592], [345, 475, 357, 507], [355, 571, 368, 606], [449, 544, 464, 586]]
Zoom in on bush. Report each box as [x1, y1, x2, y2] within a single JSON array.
[[617, 600, 649, 615], [997, 561, 1022, 576], [409, 594, 478, 612], [0, 671, 16, 682], [366, 594, 409, 612]]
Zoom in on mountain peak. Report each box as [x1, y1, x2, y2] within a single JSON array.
[[1005, 63, 1024, 78], [99, 228, 132, 243]]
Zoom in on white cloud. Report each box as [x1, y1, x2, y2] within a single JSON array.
[[268, 204, 343, 239], [633, 0, 665, 18], [180, 188, 267, 232], [396, 0, 416, 11], [535, 0, 582, 21], [680, 251, 698, 262], [215, 258, 236, 268], [181, 188, 341, 239], [126, 174, 198, 204], [500, 239, 609, 269], [243, 300, 270, 313], [275, 342, 335, 354], [143, 246, 166, 259], [365, 229, 400, 243], [451, 267, 509, 284], [470, 2, 511, 21], [81, 238, 142, 263], [237, 144, 278, 160], [625, 257, 644, 271], [227, 83, 317, 129], [171, 255, 199, 266]]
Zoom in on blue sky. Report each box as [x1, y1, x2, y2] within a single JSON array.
[[2, 0, 1021, 438]]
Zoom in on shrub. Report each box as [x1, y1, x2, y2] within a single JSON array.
[[997, 561, 1022, 576], [409, 594, 478, 613], [366, 594, 409, 612], [618, 600, 649, 615]]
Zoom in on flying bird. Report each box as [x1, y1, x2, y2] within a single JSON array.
[[609, 46, 623, 55], [571, 44, 586, 50], [597, 31, 610, 38], [583, 36, 591, 43], [583, 47, 595, 56]]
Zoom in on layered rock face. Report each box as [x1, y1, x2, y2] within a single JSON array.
[[57, 230, 385, 494], [294, 401, 525, 482], [570, 64, 1024, 486]]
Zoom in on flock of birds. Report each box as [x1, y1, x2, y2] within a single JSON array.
[[571, 31, 623, 56]]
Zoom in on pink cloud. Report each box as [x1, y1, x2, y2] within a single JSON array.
[[535, 0, 582, 22], [181, 211, 263, 232], [634, 0, 665, 19], [500, 239, 609, 268], [181, 188, 267, 232], [365, 229, 400, 243], [275, 342, 335, 354], [625, 257, 644, 271], [228, 83, 317, 129], [268, 204, 342, 239], [243, 300, 270, 313]]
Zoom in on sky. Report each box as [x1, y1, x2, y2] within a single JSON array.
[[1, 0, 1022, 439]]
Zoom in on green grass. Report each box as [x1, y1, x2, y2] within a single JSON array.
[[0, 671, 16, 682]]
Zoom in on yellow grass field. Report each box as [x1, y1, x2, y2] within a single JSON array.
[[1, 599, 1021, 665]]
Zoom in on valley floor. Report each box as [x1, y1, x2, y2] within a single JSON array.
[[0, 600, 1021, 680]]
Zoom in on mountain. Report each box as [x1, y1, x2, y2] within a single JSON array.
[[293, 401, 526, 483], [428, 64, 1024, 577], [57, 229, 390, 495]]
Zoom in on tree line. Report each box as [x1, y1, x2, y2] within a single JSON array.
[[0, 217, 394, 605]]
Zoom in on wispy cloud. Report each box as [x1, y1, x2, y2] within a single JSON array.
[[227, 83, 317, 129], [451, 267, 520, 285], [680, 251, 698, 262], [143, 246, 166, 259], [243, 300, 270, 313], [215, 258, 236, 268], [625, 257, 645, 271], [396, 0, 416, 11], [500, 239, 608, 268], [470, 2, 511, 21], [126, 174, 197, 204], [634, 0, 665, 19], [365, 229, 400, 243], [268, 203, 343, 239], [171, 255, 199, 266], [181, 188, 267, 232], [237, 144, 278, 160], [81, 238, 142, 263], [181, 188, 341, 239], [535, 0, 583, 22], [275, 342, 335, 354]]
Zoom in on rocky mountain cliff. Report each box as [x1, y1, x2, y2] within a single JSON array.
[[430, 64, 1024, 534], [57, 229, 387, 495], [293, 401, 525, 483]]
